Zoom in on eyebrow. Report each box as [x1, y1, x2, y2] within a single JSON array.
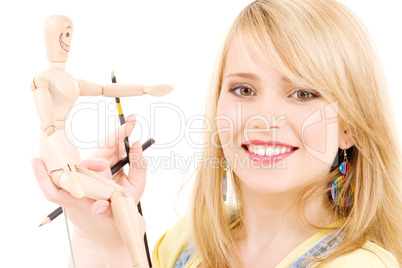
[[225, 72, 259, 80], [225, 72, 292, 83], [67, 26, 71, 29]]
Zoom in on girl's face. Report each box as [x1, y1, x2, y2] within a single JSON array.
[[217, 39, 345, 197]]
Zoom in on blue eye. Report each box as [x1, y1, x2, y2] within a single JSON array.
[[290, 89, 320, 102], [229, 84, 256, 97]]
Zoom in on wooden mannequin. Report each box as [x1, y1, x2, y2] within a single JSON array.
[[31, 15, 172, 267]]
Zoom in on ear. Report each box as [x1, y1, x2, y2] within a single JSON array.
[[339, 119, 354, 150]]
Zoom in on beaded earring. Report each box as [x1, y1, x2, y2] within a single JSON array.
[[331, 149, 354, 207], [222, 157, 228, 201]]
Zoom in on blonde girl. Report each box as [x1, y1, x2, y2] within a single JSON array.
[[32, 0, 401, 267]]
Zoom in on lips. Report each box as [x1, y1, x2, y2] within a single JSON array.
[[242, 140, 298, 148]]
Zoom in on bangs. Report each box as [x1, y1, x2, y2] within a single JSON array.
[[226, 0, 357, 103]]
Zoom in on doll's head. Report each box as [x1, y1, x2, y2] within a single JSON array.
[[44, 15, 73, 63]]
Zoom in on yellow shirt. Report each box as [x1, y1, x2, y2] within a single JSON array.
[[152, 217, 399, 268]]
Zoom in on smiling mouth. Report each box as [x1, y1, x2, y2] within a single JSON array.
[[59, 33, 70, 52], [241, 140, 298, 158], [242, 144, 298, 156], [242, 143, 298, 164]]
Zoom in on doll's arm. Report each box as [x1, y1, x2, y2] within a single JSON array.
[[77, 79, 173, 97], [31, 77, 55, 136]]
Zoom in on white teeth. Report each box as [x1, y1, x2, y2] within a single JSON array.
[[266, 147, 274, 156], [247, 145, 294, 156]]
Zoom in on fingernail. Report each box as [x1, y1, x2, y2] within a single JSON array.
[[95, 206, 108, 214], [122, 122, 133, 132], [126, 114, 136, 123], [130, 140, 141, 150], [132, 139, 140, 145], [127, 122, 135, 130]]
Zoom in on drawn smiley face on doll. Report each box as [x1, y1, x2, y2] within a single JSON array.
[[59, 25, 72, 52], [44, 15, 73, 62]]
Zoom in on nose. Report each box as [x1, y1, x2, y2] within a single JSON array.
[[249, 118, 279, 132], [246, 99, 285, 132]]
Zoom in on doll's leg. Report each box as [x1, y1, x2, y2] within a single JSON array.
[[47, 163, 147, 267], [111, 190, 148, 268], [40, 129, 85, 198], [75, 167, 148, 267]]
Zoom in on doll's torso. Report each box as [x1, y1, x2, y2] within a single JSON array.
[[38, 68, 79, 124]]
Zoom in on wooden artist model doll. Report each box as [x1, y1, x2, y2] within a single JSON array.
[[32, 1, 402, 267], [31, 15, 172, 267]]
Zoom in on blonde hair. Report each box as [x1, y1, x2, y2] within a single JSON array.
[[190, 0, 402, 266]]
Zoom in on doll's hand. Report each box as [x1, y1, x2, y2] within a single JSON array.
[[43, 125, 56, 137]]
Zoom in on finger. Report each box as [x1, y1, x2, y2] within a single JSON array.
[[91, 199, 112, 217], [78, 159, 109, 171], [32, 158, 90, 208], [108, 115, 136, 149], [125, 114, 136, 125], [137, 212, 146, 236], [92, 116, 136, 160], [121, 141, 147, 203], [78, 159, 112, 179]]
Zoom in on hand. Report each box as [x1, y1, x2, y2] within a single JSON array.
[[91, 114, 148, 206], [32, 114, 147, 266]]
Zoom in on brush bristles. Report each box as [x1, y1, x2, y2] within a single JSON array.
[[111, 71, 116, 83]]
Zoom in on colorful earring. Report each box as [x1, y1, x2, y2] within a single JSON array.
[[331, 149, 354, 207], [222, 157, 228, 201]]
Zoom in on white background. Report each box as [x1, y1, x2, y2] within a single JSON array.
[[0, 1, 400, 267]]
